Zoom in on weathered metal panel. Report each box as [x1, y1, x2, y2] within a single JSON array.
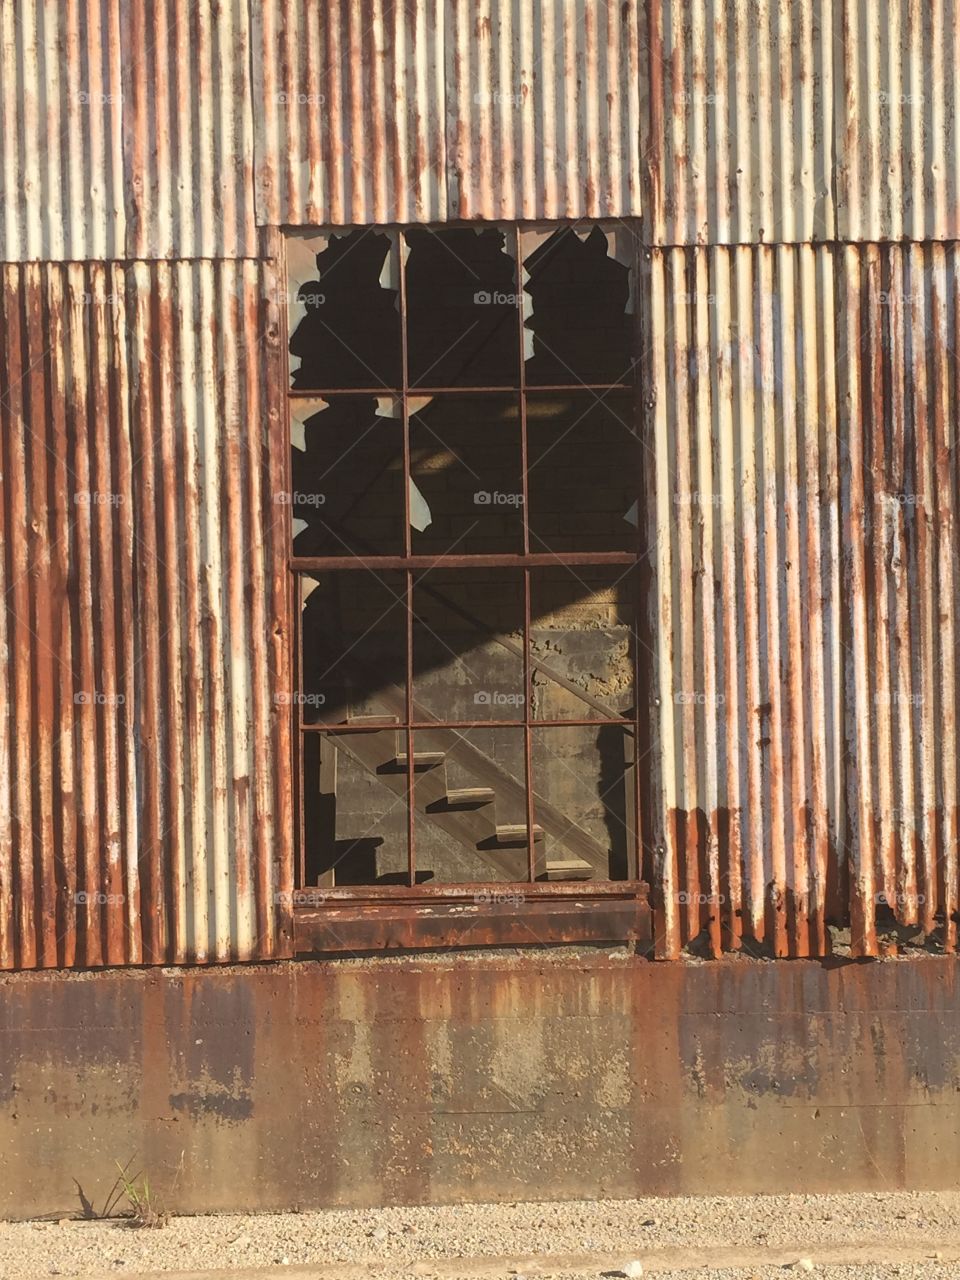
[[124, 258, 294, 963], [645, 246, 845, 958], [118, 0, 259, 258], [252, 0, 449, 227], [5, 0, 960, 258], [0, 263, 135, 968], [251, 0, 641, 227], [445, 0, 642, 220], [644, 0, 960, 246], [838, 243, 960, 956], [0, 0, 126, 260], [642, 0, 837, 245], [646, 243, 960, 958], [0, 261, 292, 968], [0, 0, 256, 260], [837, 0, 960, 241]]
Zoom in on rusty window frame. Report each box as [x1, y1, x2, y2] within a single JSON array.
[[282, 222, 651, 953]]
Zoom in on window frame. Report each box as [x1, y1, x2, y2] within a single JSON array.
[[281, 221, 651, 952]]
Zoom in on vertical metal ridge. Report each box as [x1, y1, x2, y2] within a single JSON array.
[[0, 272, 13, 971]]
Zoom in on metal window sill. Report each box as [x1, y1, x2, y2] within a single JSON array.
[[293, 884, 651, 954]]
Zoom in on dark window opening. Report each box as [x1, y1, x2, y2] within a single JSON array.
[[405, 227, 520, 387], [287, 224, 646, 918], [289, 230, 402, 390]]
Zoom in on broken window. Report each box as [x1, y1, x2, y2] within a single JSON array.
[[286, 224, 644, 926]]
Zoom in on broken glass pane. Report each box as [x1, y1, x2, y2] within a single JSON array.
[[405, 227, 520, 387], [299, 572, 407, 725], [289, 229, 402, 390], [532, 726, 635, 881], [291, 396, 405, 557], [302, 730, 411, 886], [521, 226, 635, 386], [412, 727, 529, 883], [526, 390, 639, 553], [409, 393, 523, 555], [529, 566, 638, 721]]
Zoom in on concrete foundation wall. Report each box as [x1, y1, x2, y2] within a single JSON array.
[[2, 952, 959, 1219]]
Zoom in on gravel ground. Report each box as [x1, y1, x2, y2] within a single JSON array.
[[0, 1192, 957, 1279]]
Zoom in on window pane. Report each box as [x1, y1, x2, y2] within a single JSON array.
[[412, 569, 525, 723], [302, 731, 411, 886], [289, 229, 402, 390], [529, 566, 637, 721], [532, 726, 636, 881], [412, 728, 530, 883], [291, 397, 404, 557], [405, 227, 520, 388], [526, 390, 639, 552], [521, 225, 636, 386], [410, 393, 523, 555], [299, 573, 406, 724]]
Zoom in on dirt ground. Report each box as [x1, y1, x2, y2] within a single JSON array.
[[0, 1191, 958, 1280]]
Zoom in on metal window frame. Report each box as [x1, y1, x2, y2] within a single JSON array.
[[282, 221, 651, 952]]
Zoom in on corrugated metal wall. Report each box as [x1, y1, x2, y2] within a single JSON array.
[[645, 246, 844, 958], [2, 0, 959, 966], [643, 0, 837, 244], [839, 243, 960, 956], [0, 261, 292, 968], [119, 0, 259, 258], [0, 0, 126, 260], [646, 243, 960, 957], [251, 0, 642, 227], [838, 0, 960, 241], [0, 0, 258, 261]]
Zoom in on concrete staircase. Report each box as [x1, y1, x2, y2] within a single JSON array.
[[325, 715, 598, 883]]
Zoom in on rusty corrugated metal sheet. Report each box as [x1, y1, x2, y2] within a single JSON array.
[[642, 0, 837, 245], [119, 0, 259, 257], [837, 0, 960, 241], [252, 0, 449, 226], [0, 260, 292, 969], [445, 0, 642, 219], [645, 245, 844, 959], [5, 0, 958, 257], [0, 0, 257, 260], [643, 0, 960, 247], [839, 242, 960, 956], [646, 243, 960, 959], [0, 0, 126, 260], [0, 262, 134, 968], [251, 0, 641, 227]]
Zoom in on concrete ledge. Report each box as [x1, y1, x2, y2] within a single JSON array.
[[1, 951, 959, 1217]]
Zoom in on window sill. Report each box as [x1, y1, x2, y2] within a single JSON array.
[[293, 883, 650, 954]]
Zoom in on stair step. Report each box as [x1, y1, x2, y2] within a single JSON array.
[[494, 823, 545, 845], [344, 713, 400, 726], [545, 858, 595, 880], [394, 751, 445, 770], [445, 787, 496, 808]]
